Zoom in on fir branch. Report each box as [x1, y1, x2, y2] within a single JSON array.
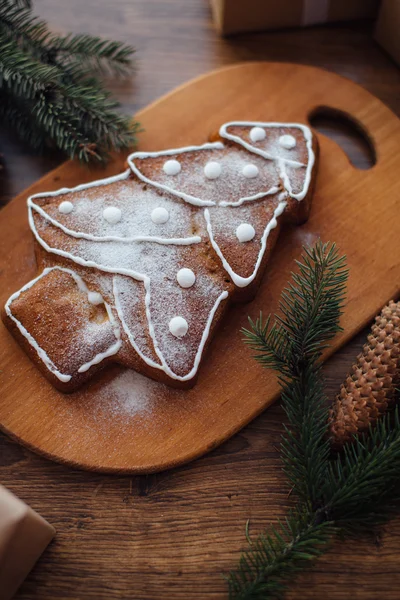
[[228, 510, 335, 600], [324, 409, 400, 530], [0, 90, 47, 150], [48, 33, 135, 76], [243, 243, 348, 376], [0, 3, 52, 58], [57, 82, 135, 151], [229, 242, 400, 599], [33, 93, 98, 162], [0, 34, 58, 98], [0, 0, 137, 161], [243, 243, 348, 505], [280, 366, 330, 505]]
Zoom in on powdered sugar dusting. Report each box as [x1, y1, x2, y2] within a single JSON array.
[[36, 179, 195, 241], [95, 369, 164, 417], [97, 369, 157, 417], [133, 146, 280, 207], [33, 211, 230, 378], [17, 121, 315, 389]]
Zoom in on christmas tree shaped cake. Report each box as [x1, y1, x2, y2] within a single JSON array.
[[3, 121, 318, 391]]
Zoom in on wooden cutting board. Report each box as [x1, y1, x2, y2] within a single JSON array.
[[0, 62, 399, 474]]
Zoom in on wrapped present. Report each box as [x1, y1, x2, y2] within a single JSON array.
[[0, 486, 55, 600], [210, 0, 380, 35], [375, 0, 400, 66]]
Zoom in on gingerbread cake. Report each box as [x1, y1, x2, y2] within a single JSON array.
[[3, 121, 318, 391]]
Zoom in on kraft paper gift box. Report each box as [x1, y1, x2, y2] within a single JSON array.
[[375, 0, 400, 66], [210, 0, 380, 35], [0, 485, 55, 600]]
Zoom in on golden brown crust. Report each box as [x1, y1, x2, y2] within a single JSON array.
[[3, 122, 318, 392]]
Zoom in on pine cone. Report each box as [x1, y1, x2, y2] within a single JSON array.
[[329, 300, 400, 449]]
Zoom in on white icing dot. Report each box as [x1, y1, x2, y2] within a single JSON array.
[[169, 316, 188, 338], [58, 201, 74, 214], [88, 291, 104, 305], [249, 126, 266, 143], [242, 164, 259, 178], [103, 206, 122, 224], [177, 268, 196, 289], [204, 161, 222, 179], [279, 134, 296, 149], [163, 159, 181, 176], [236, 223, 256, 243], [151, 207, 169, 224]]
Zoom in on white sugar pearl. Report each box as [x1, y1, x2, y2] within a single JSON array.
[[169, 316, 188, 338], [236, 223, 255, 243], [204, 161, 222, 179], [58, 201, 74, 214], [151, 207, 169, 224], [103, 206, 122, 224], [250, 126, 266, 143], [242, 164, 259, 178], [163, 159, 181, 175], [177, 268, 196, 289], [88, 291, 104, 306], [279, 134, 296, 149]]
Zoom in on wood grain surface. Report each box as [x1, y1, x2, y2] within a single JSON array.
[[1, 61, 400, 477], [1, 1, 400, 598]]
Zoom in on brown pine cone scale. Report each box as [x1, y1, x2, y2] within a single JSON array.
[[329, 300, 400, 449]]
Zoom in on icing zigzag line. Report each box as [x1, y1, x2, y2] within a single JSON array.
[[128, 143, 283, 208], [219, 121, 315, 201], [128, 142, 224, 207], [14, 120, 315, 385], [29, 200, 201, 245], [5, 267, 122, 382], [29, 208, 229, 381], [204, 200, 287, 288], [28, 169, 201, 246]]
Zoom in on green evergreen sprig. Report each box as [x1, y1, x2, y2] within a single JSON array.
[[0, 0, 138, 161], [243, 244, 347, 506], [228, 509, 335, 600], [227, 241, 400, 599]]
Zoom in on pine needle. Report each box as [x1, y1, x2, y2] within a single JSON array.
[[228, 509, 335, 600], [0, 0, 137, 161], [228, 241, 400, 599]]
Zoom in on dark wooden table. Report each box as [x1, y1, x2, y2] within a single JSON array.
[[1, 2, 400, 598]]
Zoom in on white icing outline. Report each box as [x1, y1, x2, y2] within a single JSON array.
[[77, 300, 122, 374], [128, 143, 223, 207], [204, 201, 287, 288], [4, 267, 122, 382], [128, 143, 280, 208], [146, 289, 229, 382], [30, 201, 201, 245], [219, 186, 280, 207], [219, 121, 315, 201], [113, 276, 228, 382], [16, 121, 315, 386], [29, 207, 229, 382], [113, 275, 163, 372], [28, 171, 201, 246]]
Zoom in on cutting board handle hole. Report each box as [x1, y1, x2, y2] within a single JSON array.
[[308, 106, 376, 170]]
